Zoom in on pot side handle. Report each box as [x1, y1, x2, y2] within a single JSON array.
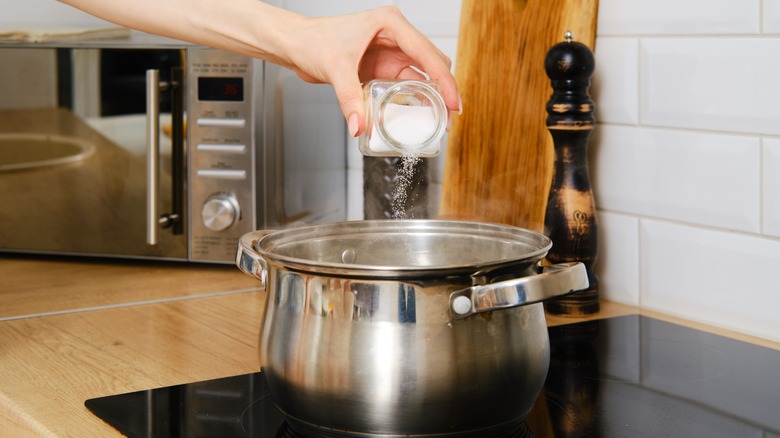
[[236, 230, 272, 288], [448, 262, 589, 320]]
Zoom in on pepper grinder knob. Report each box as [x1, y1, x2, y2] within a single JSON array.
[[543, 32, 600, 315]]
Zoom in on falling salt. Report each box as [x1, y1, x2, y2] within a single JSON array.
[[390, 152, 420, 263], [391, 152, 421, 219]]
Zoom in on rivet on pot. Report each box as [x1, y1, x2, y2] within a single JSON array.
[[452, 295, 472, 315]]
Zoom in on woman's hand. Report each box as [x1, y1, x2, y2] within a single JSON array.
[[278, 6, 461, 137]]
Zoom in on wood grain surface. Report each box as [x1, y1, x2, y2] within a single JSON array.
[[0, 254, 260, 319], [440, 0, 599, 232], [0, 290, 266, 436]]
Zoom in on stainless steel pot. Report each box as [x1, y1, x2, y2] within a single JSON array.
[[236, 220, 588, 437]]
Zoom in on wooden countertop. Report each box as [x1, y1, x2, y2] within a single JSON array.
[[1, 255, 777, 436], [0, 255, 263, 436]]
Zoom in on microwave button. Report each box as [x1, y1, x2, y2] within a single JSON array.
[[196, 143, 247, 154], [196, 169, 247, 180], [196, 117, 247, 128], [201, 195, 240, 232]]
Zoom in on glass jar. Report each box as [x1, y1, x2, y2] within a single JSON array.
[[358, 80, 448, 157]]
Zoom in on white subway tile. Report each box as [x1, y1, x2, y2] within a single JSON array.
[[346, 135, 362, 171], [595, 211, 640, 306], [0, 0, 110, 27], [640, 38, 780, 136], [282, 0, 391, 15], [593, 37, 639, 125], [592, 125, 761, 232], [597, 0, 759, 35], [640, 219, 780, 342], [763, 0, 780, 33], [347, 169, 365, 221], [395, 0, 463, 37], [764, 137, 780, 236]]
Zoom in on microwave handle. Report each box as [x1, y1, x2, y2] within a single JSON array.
[[146, 68, 185, 246], [146, 69, 161, 245]]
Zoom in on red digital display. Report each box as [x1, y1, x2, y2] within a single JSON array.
[[198, 77, 244, 102]]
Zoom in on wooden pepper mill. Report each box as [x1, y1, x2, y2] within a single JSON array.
[[543, 31, 600, 315]]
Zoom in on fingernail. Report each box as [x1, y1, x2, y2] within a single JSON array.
[[348, 113, 359, 137], [457, 94, 463, 116]]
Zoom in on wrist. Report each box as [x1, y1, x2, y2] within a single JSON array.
[[241, 2, 305, 69], [187, 0, 302, 69]]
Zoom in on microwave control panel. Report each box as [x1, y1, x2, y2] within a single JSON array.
[[187, 48, 259, 262]]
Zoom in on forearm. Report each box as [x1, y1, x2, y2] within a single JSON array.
[[58, 0, 300, 69], [58, 0, 461, 128]]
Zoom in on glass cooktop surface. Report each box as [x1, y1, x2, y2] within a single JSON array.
[[86, 315, 780, 437]]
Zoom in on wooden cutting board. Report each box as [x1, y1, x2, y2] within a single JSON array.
[[439, 0, 599, 232]]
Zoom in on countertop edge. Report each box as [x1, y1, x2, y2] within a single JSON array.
[[0, 391, 56, 438]]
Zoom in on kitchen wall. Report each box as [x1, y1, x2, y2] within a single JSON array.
[[4, 0, 778, 342], [592, 0, 780, 343]]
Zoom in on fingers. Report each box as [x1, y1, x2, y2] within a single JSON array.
[[318, 6, 462, 137], [330, 73, 365, 138], [397, 66, 427, 80], [373, 7, 461, 112]]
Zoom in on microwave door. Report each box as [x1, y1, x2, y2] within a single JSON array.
[[0, 47, 187, 260]]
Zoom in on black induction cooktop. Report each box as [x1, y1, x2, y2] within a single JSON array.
[[86, 315, 780, 437]]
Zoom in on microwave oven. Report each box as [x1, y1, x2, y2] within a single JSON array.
[[0, 33, 347, 263]]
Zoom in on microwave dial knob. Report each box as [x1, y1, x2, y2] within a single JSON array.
[[201, 195, 240, 231]]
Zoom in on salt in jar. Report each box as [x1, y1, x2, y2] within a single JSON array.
[[358, 80, 447, 157]]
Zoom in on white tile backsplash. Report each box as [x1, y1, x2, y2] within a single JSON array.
[[592, 37, 639, 125], [346, 134, 362, 171], [592, 3, 780, 341], [395, 0, 462, 37], [0, 0, 109, 27], [597, 0, 760, 35], [640, 219, 780, 342], [595, 211, 640, 306], [281, 0, 391, 16], [347, 169, 364, 221], [763, 0, 780, 33], [639, 38, 780, 135], [592, 125, 761, 232], [763, 137, 780, 236], [640, 38, 780, 136]]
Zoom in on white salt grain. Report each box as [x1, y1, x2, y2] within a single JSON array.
[[368, 103, 440, 154], [391, 153, 421, 219]]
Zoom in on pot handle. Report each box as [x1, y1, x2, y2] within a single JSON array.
[[236, 230, 272, 288], [448, 262, 589, 320]]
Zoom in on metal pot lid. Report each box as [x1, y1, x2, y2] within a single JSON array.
[[250, 219, 551, 278]]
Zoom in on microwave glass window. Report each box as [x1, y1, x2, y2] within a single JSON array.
[[198, 77, 243, 102]]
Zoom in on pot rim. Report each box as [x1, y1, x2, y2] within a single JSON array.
[[249, 219, 552, 278]]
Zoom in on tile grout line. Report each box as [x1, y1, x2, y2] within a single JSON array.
[[0, 287, 263, 322]]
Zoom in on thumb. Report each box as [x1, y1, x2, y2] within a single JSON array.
[[331, 75, 365, 138]]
